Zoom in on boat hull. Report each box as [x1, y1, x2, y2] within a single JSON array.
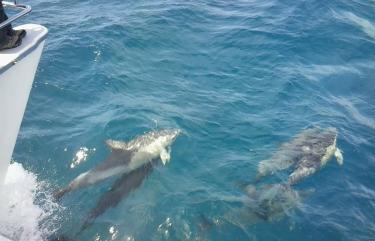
[[0, 24, 47, 183]]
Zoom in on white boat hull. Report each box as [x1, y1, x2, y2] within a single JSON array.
[[0, 24, 47, 183]]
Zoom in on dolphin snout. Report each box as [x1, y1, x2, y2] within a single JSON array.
[[170, 129, 182, 140]]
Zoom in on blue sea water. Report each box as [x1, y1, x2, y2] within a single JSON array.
[[10, 0, 375, 240]]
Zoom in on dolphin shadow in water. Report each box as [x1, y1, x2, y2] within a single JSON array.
[[51, 160, 157, 241], [79, 160, 156, 234]]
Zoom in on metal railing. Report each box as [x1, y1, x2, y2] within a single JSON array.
[[0, 1, 31, 29]]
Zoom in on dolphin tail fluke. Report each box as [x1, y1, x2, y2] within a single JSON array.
[[53, 187, 70, 201]]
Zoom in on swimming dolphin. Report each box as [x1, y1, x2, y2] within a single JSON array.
[[256, 127, 343, 185], [242, 184, 311, 221], [54, 129, 181, 199], [78, 160, 156, 234], [203, 184, 313, 231]]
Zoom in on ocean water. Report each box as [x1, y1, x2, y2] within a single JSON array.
[[4, 0, 375, 240]]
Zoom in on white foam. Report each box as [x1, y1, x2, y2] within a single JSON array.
[[284, 64, 360, 82], [333, 96, 375, 130], [70, 147, 96, 169], [0, 162, 59, 241], [333, 10, 375, 39]]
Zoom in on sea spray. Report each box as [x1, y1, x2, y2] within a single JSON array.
[[0, 162, 61, 241]]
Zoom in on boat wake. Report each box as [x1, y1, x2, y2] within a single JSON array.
[[0, 162, 60, 241]]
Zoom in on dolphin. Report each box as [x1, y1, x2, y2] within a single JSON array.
[[54, 129, 181, 199], [201, 183, 313, 232], [256, 127, 343, 185], [242, 184, 312, 221], [231, 184, 312, 225], [78, 159, 156, 234]]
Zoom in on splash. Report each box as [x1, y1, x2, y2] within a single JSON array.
[[70, 147, 96, 169], [0, 162, 60, 241], [157, 217, 173, 239]]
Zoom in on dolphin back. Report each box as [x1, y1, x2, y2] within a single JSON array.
[[80, 161, 155, 233]]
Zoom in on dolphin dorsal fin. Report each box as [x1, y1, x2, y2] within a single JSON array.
[[105, 139, 128, 151]]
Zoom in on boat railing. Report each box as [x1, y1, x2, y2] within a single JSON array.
[[0, 1, 31, 30]]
